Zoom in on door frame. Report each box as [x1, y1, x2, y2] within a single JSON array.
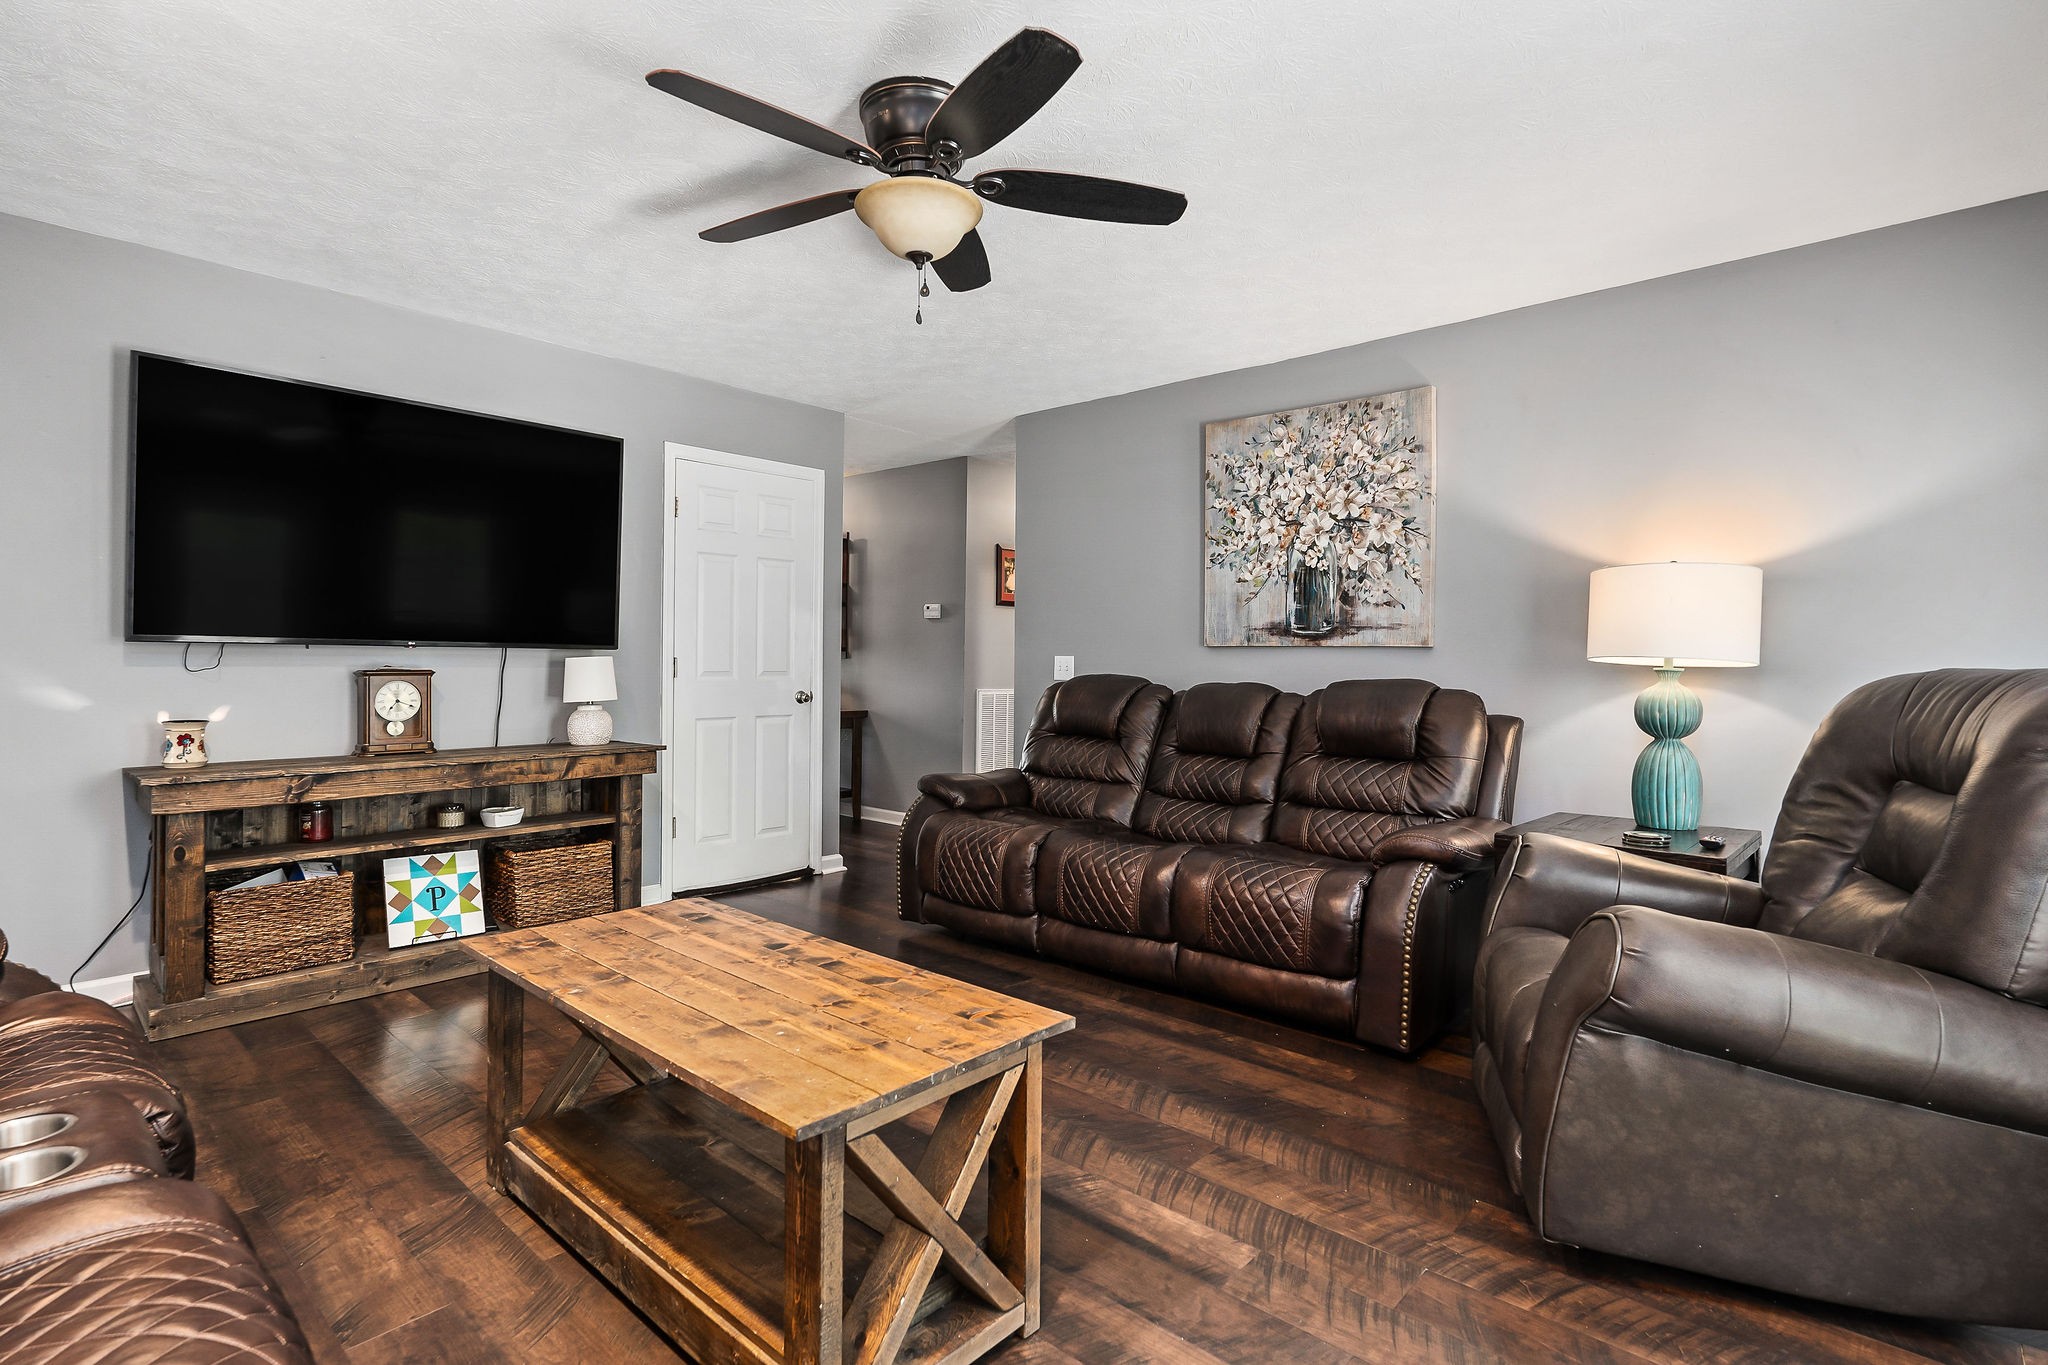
[[661, 442, 828, 895]]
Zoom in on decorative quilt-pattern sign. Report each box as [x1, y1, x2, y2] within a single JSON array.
[[384, 850, 484, 948]]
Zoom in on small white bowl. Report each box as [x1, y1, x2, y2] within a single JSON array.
[[479, 806, 525, 829]]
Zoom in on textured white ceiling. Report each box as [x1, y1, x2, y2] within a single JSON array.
[[3, 1, 2045, 472]]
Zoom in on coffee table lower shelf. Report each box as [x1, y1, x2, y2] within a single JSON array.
[[499, 1084, 1029, 1365]]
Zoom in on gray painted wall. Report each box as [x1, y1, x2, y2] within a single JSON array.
[[842, 459, 969, 815], [0, 212, 843, 984], [1016, 192, 2048, 840], [963, 458, 1017, 770]]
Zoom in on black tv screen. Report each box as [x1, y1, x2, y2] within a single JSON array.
[[127, 354, 623, 647]]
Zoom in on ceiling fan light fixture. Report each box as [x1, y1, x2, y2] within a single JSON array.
[[853, 177, 983, 262]]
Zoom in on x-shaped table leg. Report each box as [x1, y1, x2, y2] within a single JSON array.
[[524, 1027, 668, 1128], [839, 1062, 1026, 1365], [526, 1033, 610, 1121]]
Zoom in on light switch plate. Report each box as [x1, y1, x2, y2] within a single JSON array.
[[923, 603, 942, 620], [1052, 655, 1076, 681]]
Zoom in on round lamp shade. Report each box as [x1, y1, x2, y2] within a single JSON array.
[[1587, 562, 1762, 668], [562, 655, 618, 704], [854, 177, 984, 261]]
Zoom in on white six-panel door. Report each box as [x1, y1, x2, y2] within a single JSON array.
[[668, 449, 821, 891]]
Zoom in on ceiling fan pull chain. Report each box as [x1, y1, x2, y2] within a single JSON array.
[[914, 254, 929, 324]]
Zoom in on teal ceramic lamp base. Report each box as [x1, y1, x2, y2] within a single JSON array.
[[1630, 665, 1703, 831]]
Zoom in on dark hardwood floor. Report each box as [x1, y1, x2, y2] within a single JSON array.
[[152, 819, 2045, 1364]]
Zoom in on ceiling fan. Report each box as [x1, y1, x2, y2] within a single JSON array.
[[645, 28, 1187, 318]]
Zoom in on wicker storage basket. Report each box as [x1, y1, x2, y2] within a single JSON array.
[[207, 872, 355, 984], [486, 841, 613, 929]]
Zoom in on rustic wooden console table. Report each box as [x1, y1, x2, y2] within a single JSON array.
[[125, 742, 661, 1039]]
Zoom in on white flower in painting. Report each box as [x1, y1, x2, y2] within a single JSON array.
[[1362, 507, 1406, 548], [1356, 554, 1401, 606]]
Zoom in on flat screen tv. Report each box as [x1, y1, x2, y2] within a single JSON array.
[[127, 353, 623, 647]]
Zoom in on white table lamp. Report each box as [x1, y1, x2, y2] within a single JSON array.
[[1587, 562, 1762, 831], [563, 655, 618, 747]]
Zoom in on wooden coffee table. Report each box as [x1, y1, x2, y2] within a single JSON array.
[[467, 900, 1074, 1365]]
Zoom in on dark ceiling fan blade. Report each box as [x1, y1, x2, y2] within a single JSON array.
[[699, 189, 862, 244], [973, 169, 1186, 224], [924, 28, 1081, 160], [647, 69, 881, 167], [931, 230, 991, 292]]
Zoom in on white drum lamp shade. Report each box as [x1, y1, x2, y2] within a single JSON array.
[[562, 656, 618, 704], [563, 655, 618, 746], [1587, 562, 1763, 668]]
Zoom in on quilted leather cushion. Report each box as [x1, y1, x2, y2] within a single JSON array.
[[0, 1000, 193, 1179], [1018, 676, 1172, 824], [1133, 684, 1302, 845], [0, 1180, 310, 1364], [1169, 845, 1370, 977], [1036, 831, 1186, 939], [1272, 681, 1489, 859], [1472, 925, 1572, 1116], [916, 810, 1059, 917]]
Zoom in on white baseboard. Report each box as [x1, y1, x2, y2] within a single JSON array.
[[818, 854, 847, 876], [641, 882, 672, 907], [73, 974, 135, 1008], [859, 805, 907, 826]]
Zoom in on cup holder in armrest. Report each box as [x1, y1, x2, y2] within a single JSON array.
[[0, 1096, 165, 1212], [0, 1113, 77, 1150], [0, 1146, 87, 1191]]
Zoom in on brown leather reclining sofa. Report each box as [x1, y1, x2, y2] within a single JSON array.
[[900, 674, 1523, 1053], [1474, 670, 2048, 1327], [0, 937, 310, 1362]]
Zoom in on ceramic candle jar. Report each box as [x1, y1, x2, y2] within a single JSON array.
[[160, 719, 209, 767]]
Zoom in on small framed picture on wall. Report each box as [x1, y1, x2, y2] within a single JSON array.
[[996, 545, 1016, 606]]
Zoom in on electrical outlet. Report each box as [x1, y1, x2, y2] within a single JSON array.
[[1052, 655, 1076, 681], [923, 603, 942, 620]]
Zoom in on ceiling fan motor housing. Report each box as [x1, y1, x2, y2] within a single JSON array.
[[858, 78, 958, 172]]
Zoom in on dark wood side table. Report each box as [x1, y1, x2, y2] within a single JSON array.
[[1495, 812, 1763, 882], [840, 708, 868, 818]]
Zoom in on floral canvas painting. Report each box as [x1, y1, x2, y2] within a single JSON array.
[[1203, 386, 1435, 646]]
